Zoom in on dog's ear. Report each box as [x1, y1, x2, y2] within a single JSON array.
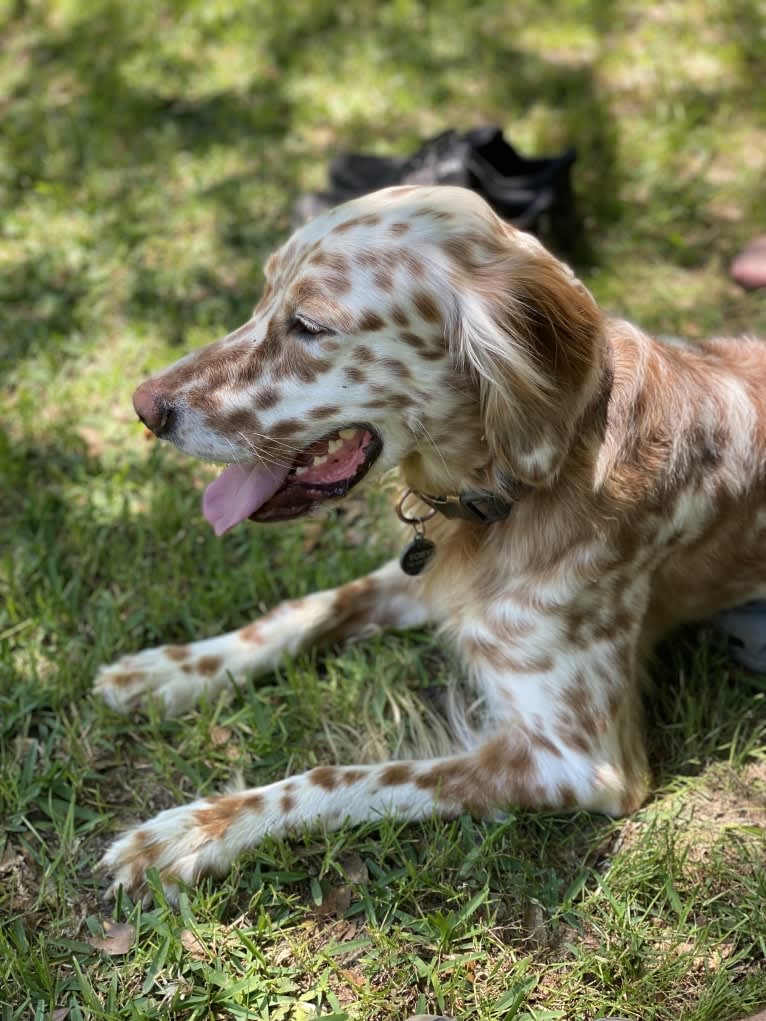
[[449, 226, 606, 488]]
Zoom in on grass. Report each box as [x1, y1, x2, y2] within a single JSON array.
[[1, 0, 765, 1018]]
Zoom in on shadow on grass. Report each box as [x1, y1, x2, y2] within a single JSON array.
[[0, 0, 626, 370], [3, 0, 765, 376], [3, 418, 764, 930]]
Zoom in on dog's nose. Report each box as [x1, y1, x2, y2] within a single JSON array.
[[132, 380, 174, 437]]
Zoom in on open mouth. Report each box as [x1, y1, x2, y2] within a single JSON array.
[[202, 425, 382, 534]]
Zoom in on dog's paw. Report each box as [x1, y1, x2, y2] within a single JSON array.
[[101, 799, 235, 904], [94, 644, 223, 715]]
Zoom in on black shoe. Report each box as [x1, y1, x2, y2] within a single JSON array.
[[293, 126, 578, 243], [293, 129, 472, 226], [464, 126, 576, 230], [712, 600, 766, 672], [330, 128, 474, 192]]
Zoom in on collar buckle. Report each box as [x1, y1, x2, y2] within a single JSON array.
[[418, 490, 514, 523]]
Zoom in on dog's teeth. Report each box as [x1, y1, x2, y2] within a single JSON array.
[[313, 453, 330, 467], [328, 439, 343, 454], [295, 465, 310, 476], [338, 429, 356, 441]]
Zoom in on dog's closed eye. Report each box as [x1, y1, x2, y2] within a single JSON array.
[[291, 314, 333, 339]]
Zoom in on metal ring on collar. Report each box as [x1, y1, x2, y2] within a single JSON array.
[[396, 489, 438, 526]]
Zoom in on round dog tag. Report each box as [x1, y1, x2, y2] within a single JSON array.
[[400, 535, 436, 575]]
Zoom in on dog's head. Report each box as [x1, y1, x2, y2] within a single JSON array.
[[133, 186, 605, 532]]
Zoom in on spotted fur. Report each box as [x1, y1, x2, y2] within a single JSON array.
[[96, 185, 766, 902]]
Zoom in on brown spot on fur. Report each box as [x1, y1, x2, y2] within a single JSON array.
[[345, 365, 367, 384], [356, 345, 376, 363], [182, 663, 194, 674], [415, 736, 536, 812], [196, 655, 222, 676], [442, 236, 474, 264], [333, 213, 381, 234], [256, 387, 281, 410], [566, 609, 590, 647], [270, 418, 303, 439], [380, 357, 411, 379], [321, 575, 411, 646], [607, 690, 621, 719], [165, 645, 190, 662], [281, 793, 295, 813], [342, 768, 367, 785], [562, 683, 601, 741], [388, 393, 415, 409], [309, 404, 341, 420], [257, 315, 284, 365], [557, 784, 577, 809], [356, 250, 381, 269], [309, 766, 340, 791], [531, 731, 563, 757], [412, 290, 441, 323], [400, 250, 425, 277], [130, 829, 161, 866], [322, 273, 352, 295], [365, 394, 413, 410], [194, 795, 244, 839], [380, 763, 413, 786], [358, 311, 385, 332], [557, 724, 591, 755], [308, 251, 351, 276], [274, 351, 332, 385], [391, 305, 410, 327], [400, 330, 426, 350], [463, 636, 553, 674], [389, 222, 411, 236], [593, 607, 633, 641], [219, 408, 260, 437], [373, 269, 394, 291], [240, 623, 263, 643], [288, 276, 325, 307]]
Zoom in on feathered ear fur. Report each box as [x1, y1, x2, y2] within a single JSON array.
[[449, 223, 606, 488]]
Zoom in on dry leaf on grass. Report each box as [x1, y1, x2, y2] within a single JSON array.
[[0, 841, 20, 874], [87, 920, 136, 955], [181, 929, 208, 960], [210, 725, 232, 746], [337, 851, 369, 885], [522, 899, 549, 948], [315, 883, 352, 917]]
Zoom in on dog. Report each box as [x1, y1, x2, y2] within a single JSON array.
[[96, 185, 766, 901]]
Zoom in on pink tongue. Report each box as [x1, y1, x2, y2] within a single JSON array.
[[202, 463, 289, 535]]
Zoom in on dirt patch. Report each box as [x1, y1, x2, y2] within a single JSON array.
[[677, 760, 766, 863]]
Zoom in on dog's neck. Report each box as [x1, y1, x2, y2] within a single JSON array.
[[399, 421, 493, 499], [400, 350, 615, 515]]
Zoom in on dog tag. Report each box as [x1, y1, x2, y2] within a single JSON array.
[[400, 535, 436, 576]]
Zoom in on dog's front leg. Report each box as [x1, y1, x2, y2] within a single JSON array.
[[101, 732, 551, 903], [95, 559, 428, 715]]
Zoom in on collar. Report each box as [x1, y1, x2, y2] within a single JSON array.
[[400, 487, 517, 524]]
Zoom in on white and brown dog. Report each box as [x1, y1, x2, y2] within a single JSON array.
[[96, 185, 766, 901]]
